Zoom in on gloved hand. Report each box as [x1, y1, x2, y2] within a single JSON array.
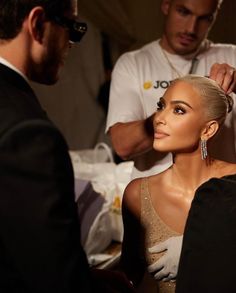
[[147, 235, 183, 282]]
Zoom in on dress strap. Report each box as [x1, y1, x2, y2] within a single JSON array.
[[140, 177, 153, 221]]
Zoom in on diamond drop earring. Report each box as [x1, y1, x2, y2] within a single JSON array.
[[200, 139, 208, 160]]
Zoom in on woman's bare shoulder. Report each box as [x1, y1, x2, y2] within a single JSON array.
[[123, 173, 164, 202], [122, 178, 143, 217], [215, 160, 236, 177], [124, 177, 143, 194], [123, 171, 171, 214], [226, 163, 236, 175]]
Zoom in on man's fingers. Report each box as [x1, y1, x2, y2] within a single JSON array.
[[209, 62, 221, 81], [211, 66, 226, 87], [209, 63, 236, 93], [227, 82, 235, 94], [221, 68, 236, 93], [226, 69, 236, 94]]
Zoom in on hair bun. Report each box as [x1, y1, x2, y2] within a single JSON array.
[[226, 94, 234, 113]]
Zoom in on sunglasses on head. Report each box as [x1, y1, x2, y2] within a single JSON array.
[[51, 15, 87, 43]]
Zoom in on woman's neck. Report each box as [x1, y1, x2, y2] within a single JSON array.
[[170, 152, 215, 195]]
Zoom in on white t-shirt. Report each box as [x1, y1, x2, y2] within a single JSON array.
[[106, 39, 236, 178]]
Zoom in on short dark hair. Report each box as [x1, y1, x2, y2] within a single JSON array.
[[0, 0, 72, 39]]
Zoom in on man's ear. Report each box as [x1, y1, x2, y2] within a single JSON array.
[[201, 120, 219, 140], [161, 0, 171, 15], [27, 6, 46, 43]]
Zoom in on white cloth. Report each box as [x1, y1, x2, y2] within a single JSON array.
[[106, 39, 236, 178]]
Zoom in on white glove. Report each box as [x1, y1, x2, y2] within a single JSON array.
[[147, 235, 183, 282]]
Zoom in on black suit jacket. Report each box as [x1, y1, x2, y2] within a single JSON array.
[[176, 174, 236, 293], [0, 64, 92, 292]]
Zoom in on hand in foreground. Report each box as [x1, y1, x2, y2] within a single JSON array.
[[209, 63, 236, 94], [147, 235, 183, 282]]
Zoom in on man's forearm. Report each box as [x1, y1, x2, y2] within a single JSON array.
[[109, 114, 155, 160]]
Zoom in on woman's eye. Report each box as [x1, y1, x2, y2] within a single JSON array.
[[174, 106, 186, 114], [157, 101, 164, 111]]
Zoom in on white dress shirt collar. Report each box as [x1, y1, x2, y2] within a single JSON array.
[[0, 56, 29, 83]]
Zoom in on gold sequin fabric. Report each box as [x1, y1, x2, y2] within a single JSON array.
[[140, 178, 181, 293]]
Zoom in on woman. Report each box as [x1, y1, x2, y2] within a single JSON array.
[[119, 75, 236, 292]]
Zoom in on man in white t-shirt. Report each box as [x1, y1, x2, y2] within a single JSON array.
[[106, 0, 236, 179], [106, 0, 236, 284]]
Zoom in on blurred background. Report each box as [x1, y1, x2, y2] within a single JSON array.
[[31, 0, 236, 151]]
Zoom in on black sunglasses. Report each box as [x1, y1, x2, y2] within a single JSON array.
[[51, 16, 87, 43]]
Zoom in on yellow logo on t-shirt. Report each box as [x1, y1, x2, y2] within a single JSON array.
[[143, 81, 152, 89]]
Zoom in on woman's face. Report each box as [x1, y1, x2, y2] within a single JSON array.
[[153, 80, 207, 154]]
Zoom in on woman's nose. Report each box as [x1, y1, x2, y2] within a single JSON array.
[[153, 111, 166, 125]]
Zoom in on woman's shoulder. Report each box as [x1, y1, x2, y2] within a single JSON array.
[[122, 175, 160, 217], [122, 178, 143, 219], [198, 161, 236, 194], [214, 160, 236, 177], [218, 161, 236, 184], [123, 177, 144, 202], [124, 172, 166, 198], [123, 169, 170, 208]]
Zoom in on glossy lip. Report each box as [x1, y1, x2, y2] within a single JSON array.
[[154, 130, 169, 139]]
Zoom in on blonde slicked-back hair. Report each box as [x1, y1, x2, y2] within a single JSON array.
[[174, 74, 233, 126]]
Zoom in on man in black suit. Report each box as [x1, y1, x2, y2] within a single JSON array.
[[0, 1, 134, 292]]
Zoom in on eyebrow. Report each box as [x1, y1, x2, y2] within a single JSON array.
[[171, 100, 193, 109], [176, 4, 214, 19], [160, 97, 193, 109]]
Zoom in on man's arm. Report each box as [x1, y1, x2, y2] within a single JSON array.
[[106, 52, 156, 160], [0, 121, 94, 292], [109, 114, 155, 160], [0, 120, 136, 293]]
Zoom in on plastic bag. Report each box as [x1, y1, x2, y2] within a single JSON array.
[[92, 161, 133, 242], [70, 142, 115, 180], [75, 179, 112, 256], [71, 143, 133, 256]]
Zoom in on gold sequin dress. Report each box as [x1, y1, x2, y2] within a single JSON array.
[[140, 178, 181, 293]]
